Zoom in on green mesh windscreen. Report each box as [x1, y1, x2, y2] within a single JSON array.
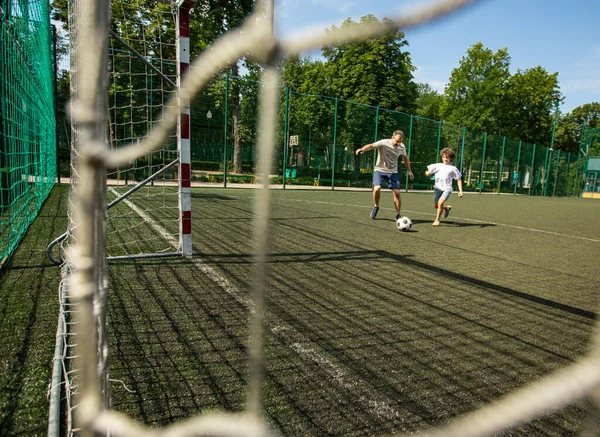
[[1, 0, 56, 264], [182, 74, 582, 196]]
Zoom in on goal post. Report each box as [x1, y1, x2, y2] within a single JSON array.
[[177, 0, 196, 257], [47, 1, 197, 434], [49, 0, 600, 436], [47, 0, 197, 264]]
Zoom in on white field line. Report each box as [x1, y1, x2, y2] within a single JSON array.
[[113, 190, 401, 421], [274, 198, 600, 244]]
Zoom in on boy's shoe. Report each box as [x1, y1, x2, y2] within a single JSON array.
[[370, 206, 379, 219], [432, 220, 440, 227], [444, 205, 452, 218], [395, 213, 401, 221]]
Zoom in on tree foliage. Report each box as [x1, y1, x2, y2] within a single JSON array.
[[415, 83, 444, 120], [501, 66, 561, 147], [443, 42, 511, 133], [48, 1, 600, 175], [322, 15, 417, 114]]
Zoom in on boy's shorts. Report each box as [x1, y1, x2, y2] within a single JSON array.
[[434, 188, 452, 203], [373, 171, 400, 189]]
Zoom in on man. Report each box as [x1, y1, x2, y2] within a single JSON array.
[[355, 130, 414, 220]]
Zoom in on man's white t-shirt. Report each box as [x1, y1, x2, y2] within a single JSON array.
[[373, 140, 407, 173], [427, 163, 461, 192]]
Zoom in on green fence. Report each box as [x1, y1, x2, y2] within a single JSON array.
[[182, 75, 582, 195], [92, 57, 585, 196], [1, 0, 57, 264]]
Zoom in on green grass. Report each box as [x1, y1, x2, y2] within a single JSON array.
[[0, 185, 69, 436], [105, 188, 599, 435], [1, 185, 599, 436]]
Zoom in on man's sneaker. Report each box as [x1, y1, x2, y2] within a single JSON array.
[[370, 206, 379, 219], [395, 213, 401, 221], [444, 205, 452, 218]]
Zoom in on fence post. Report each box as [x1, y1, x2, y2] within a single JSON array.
[[565, 152, 572, 196], [372, 106, 379, 171], [552, 150, 561, 196], [529, 144, 536, 196], [498, 136, 506, 194], [543, 147, 551, 196], [459, 127, 466, 175], [282, 86, 289, 189], [514, 140, 521, 195], [573, 126, 586, 197], [479, 132, 487, 194], [436, 120, 442, 161], [406, 115, 413, 192], [331, 97, 338, 190], [223, 73, 229, 188]]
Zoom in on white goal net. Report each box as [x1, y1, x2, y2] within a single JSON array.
[[50, 0, 600, 436]]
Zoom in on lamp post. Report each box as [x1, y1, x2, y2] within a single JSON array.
[[206, 110, 212, 145], [544, 100, 559, 196]]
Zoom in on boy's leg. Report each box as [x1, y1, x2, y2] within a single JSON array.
[[441, 191, 452, 218], [433, 191, 451, 226], [443, 204, 452, 218], [433, 189, 442, 225]]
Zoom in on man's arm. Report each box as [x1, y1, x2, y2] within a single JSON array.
[[356, 143, 376, 155], [402, 155, 414, 180]]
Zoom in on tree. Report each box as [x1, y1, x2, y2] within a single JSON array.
[[570, 103, 600, 129], [320, 15, 418, 169], [415, 83, 444, 120], [51, 0, 255, 173], [554, 114, 581, 155], [279, 56, 337, 169], [500, 66, 561, 147], [322, 15, 418, 113], [189, 1, 255, 174], [443, 42, 511, 133]]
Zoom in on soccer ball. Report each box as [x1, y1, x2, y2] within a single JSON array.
[[396, 216, 412, 232]]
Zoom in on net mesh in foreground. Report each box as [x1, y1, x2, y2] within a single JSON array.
[[55, 1, 600, 436]]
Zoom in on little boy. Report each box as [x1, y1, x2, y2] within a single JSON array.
[[425, 147, 464, 227]]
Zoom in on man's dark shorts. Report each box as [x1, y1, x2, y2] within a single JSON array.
[[373, 171, 400, 189]]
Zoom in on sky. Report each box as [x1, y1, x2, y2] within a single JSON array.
[[273, 0, 600, 114]]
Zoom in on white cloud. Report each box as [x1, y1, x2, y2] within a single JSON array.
[[412, 65, 447, 93], [561, 79, 600, 94], [560, 46, 600, 94], [308, 0, 358, 14]]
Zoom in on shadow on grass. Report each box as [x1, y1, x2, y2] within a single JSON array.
[[112, 248, 595, 321], [190, 193, 236, 200], [105, 246, 593, 435], [378, 218, 496, 229]]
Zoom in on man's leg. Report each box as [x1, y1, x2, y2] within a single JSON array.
[[371, 185, 381, 219], [392, 188, 401, 219], [373, 185, 381, 207], [390, 174, 402, 220]]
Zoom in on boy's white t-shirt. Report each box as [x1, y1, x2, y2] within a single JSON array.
[[427, 163, 461, 192]]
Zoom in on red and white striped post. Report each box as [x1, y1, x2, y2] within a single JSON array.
[[176, 0, 195, 256]]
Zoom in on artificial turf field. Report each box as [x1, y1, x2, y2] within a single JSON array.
[[1, 183, 599, 436]]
